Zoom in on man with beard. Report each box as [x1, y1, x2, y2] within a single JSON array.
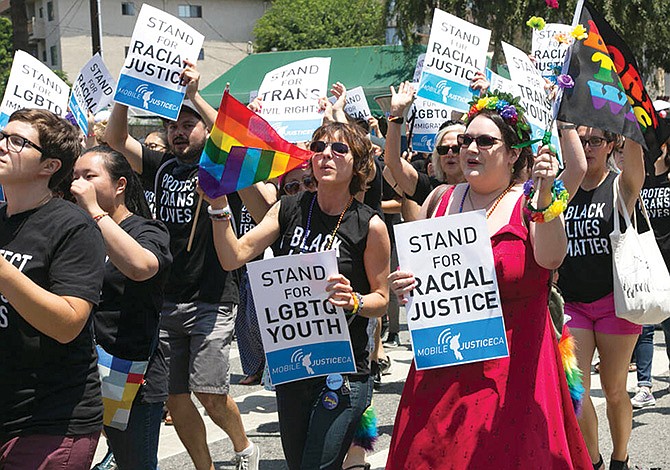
[[104, 62, 259, 470]]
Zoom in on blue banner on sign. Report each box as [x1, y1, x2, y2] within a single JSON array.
[[0, 112, 9, 130], [411, 317, 508, 369], [412, 132, 436, 153], [267, 118, 323, 143], [266, 341, 356, 385], [417, 72, 473, 112], [68, 94, 88, 135], [114, 75, 184, 120]]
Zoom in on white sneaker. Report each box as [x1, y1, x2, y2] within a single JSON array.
[[631, 386, 656, 408]]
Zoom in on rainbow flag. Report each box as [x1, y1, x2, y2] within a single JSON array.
[[198, 90, 313, 198]]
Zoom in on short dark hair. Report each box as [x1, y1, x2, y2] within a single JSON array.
[[9, 108, 82, 190]]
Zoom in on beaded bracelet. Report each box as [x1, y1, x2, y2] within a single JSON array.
[[523, 179, 569, 223], [207, 205, 232, 221], [92, 212, 108, 222]]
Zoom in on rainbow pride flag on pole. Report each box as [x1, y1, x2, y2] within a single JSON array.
[[198, 90, 313, 198]]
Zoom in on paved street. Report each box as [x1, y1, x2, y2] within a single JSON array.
[[93, 327, 670, 470]]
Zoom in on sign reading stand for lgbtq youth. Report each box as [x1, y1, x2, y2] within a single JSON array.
[[258, 57, 331, 142], [68, 54, 116, 134], [394, 211, 508, 370], [502, 42, 561, 164], [417, 9, 490, 112], [246, 250, 356, 385], [532, 23, 572, 84], [0, 50, 69, 129], [411, 95, 457, 152], [114, 4, 204, 120]]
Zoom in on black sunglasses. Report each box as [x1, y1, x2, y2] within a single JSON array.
[[436, 144, 460, 155], [457, 134, 501, 149], [0, 131, 43, 153], [283, 176, 316, 195], [580, 136, 608, 148], [309, 141, 349, 155]]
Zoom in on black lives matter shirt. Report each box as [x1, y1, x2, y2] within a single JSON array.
[[142, 148, 238, 304], [274, 192, 376, 375], [0, 199, 105, 439], [559, 171, 618, 303], [640, 170, 670, 268], [94, 215, 172, 404]]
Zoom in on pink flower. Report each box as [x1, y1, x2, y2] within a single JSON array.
[[546, 0, 559, 8]]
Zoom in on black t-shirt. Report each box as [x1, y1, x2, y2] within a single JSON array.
[[408, 171, 441, 206], [559, 171, 618, 303], [363, 158, 383, 217], [141, 147, 238, 304], [0, 199, 105, 439], [640, 170, 670, 268], [94, 215, 172, 403], [275, 192, 376, 375]]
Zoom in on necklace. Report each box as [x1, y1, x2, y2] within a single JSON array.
[[301, 193, 354, 252], [459, 183, 515, 219]]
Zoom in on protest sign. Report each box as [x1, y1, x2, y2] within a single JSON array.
[[411, 96, 457, 152], [394, 211, 508, 370], [342, 86, 371, 121], [412, 53, 426, 83], [502, 42, 561, 163], [246, 250, 356, 385], [417, 9, 490, 112], [113, 4, 204, 120], [258, 57, 330, 142], [532, 23, 572, 83], [485, 68, 516, 95], [68, 54, 116, 134], [0, 50, 69, 129]]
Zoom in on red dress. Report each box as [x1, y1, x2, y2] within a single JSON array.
[[386, 190, 591, 470]]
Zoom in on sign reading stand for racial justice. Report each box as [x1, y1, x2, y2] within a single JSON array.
[[114, 4, 204, 120], [69, 54, 116, 135], [246, 250, 356, 385], [532, 23, 572, 84], [0, 50, 69, 129], [258, 57, 330, 142], [394, 211, 508, 370], [417, 9, 491, 112]]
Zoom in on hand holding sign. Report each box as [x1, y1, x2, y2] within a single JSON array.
[[325, 273, 355, 309]]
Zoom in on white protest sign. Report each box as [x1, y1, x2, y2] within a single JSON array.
[[394, 211, 508, 370], [342, 86, 371, 121], [0, 50, 69, 128], [410, 96, 457, 152], [417, 9, 490, 112], [485, 68, 516, 95], [114, 4, 204, 120], [258, 57, 331, 142], [412, 53, 426, 83], [68, 54, 116, 134], [246, 250, 356, 385], [502, 42, 561, 163], [532, 23, 572, 83]]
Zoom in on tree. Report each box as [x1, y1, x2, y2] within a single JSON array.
[[386, 0, 670, 77], [254, 0, 386, 52], [0, 16, 14, 100]]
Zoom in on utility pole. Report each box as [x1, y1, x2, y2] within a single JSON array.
[[89, 0, 102, 56]]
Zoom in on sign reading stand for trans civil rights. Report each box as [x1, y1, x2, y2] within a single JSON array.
[[113, 4, 204, 120], [246, 250, 356, 385], [69, 54, 116, 135], [0, 50, 69, 129], [394, 211, 508, 370], [258, 57, 331, 142], [417, 9, 491, 112]]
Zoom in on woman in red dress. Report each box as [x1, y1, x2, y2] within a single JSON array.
[[386, 93, 592, 470]]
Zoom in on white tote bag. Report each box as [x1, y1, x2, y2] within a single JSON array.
[[610, 176, 670, 325]]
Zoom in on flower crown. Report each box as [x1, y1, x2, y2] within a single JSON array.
[[465, 91, 531, 140]]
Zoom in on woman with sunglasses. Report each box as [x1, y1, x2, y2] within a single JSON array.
[[558, 126, 644, 470], [386, 92, 593, 469], [208, 121, 390, 470]]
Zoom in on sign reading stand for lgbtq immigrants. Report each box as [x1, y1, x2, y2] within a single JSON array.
[[417, 9, 490, 112], [114, 4, 204, 120], [411, 94, 457, 152], [69, 54, 116, 134], [532, 23, 572, 84], [394, 211, 508, 369], [502, 42, 561, 164], [258, 57, 331, 142], [0, 50, 69, 129], [246, 250, 356, 385]]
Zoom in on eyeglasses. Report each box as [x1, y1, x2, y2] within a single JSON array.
[[457, 134, 501, 149], [0, 131, 43, 153], [309, 141, 349, 155], [580, 136, 608, 148], [436, 144, 460, 155], [145, 142, 167, 151], [283, 176, 317, 195]]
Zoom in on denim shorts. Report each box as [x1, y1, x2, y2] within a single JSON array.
[[159, 301, 237, 395]]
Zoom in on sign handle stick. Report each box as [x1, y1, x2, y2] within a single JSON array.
[[187, 193, 203, 252]]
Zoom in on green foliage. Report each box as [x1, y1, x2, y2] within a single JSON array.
[[0, 16, 13, 100], [254, 0, 386, 52], [386, 0, 670, 77], [53, 69, 71, 87]]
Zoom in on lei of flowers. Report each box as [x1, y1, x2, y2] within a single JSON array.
[[465, 91, 531, 140], [523, 179, 569, 223]]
